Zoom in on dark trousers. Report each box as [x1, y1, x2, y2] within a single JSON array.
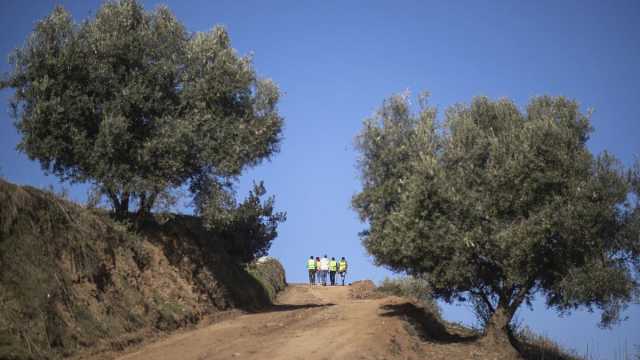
[[308, 270, 316, 284], [319, 270, 327, 285], [329, 271, 336, 285], [339, 271, 346, 285]]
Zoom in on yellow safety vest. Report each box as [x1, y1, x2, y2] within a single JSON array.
[[329, 260, 337, 271], [307, 259, 316, 270], [339, 261, 347, 272]]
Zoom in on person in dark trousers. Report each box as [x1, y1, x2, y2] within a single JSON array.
[[319, 255, 329, 286], [315, 256, 321, 284], [338, 257, 348, 285], [307, 256, 317, 285], [329, 257, 338, 285]]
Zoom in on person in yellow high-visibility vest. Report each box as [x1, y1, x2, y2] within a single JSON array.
[[329, 257, 338, 286], [338, 257, 348, 286], [315, 256, 321, 281], [307, 256, 317, 285]]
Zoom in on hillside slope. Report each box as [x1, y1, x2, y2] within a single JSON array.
[[0, 179, 286, 359]]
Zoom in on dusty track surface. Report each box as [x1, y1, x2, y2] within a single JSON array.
[[116, 284, 505, 360], [116, 284, 420, 360]]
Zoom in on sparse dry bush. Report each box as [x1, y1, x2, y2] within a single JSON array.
[[350, 280, 380, 299], [378, 276, 441, 318], [514, 325, 583, 360]]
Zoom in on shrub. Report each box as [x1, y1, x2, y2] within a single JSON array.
[[246, 257, 286, 302], [378, 276, 441, 318], [202, 182, 286, 263], [514, 325, 583, 360]]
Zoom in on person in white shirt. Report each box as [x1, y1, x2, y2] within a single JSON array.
[[319, 255, 330, 286]]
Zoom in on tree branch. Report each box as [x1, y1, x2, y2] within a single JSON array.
[[105, 188, 121, 211], [508, 277, 536, 315], [482, 293, 495, 314], [475, 288, 495, 314]]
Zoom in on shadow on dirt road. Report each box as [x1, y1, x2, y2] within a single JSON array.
[[252, 303, 335, 313]]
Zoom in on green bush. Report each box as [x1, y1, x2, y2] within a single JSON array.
[[247, 257, 287, 302]]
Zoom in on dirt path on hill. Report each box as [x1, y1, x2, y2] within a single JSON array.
[[115, 284, 511, 360]]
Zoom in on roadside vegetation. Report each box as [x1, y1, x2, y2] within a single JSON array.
[[0, 0, 286, 246], [353, 92, 640, 356], [0, 179, 287, 359], [378, 276, 441, 319], [377, 277, 586, 359], [0, 1, 288, 359]]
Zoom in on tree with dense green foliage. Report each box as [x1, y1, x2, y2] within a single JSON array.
[[198, 181, 286, 263], [353, 93, 639, 350], [1, 0, 283, 218]]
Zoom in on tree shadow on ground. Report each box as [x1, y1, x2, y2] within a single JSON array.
[[380, 303, 479, 344], [252, 303, 335, 314]]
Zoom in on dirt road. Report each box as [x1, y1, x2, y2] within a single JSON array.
[[116, 284, 437, 360]]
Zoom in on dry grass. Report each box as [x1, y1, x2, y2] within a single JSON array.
[[515, 326, 583, 360], [377, 276, 441, 319], [350, 280, 382, 299]]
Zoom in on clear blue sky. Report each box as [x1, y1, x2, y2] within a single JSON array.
[[1, 1, 638, 358]]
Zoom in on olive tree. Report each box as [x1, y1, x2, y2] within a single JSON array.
[[353, 93, 639, 350], [2, 1, 283, 217]]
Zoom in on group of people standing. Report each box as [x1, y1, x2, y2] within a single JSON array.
[[307, 255, 348, 286]]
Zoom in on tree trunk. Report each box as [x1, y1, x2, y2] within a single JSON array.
[[113, 192, 130, 219], [105, 188, 131, 219], [481, 306, 522, 359], [136, 191, 157, 219]]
